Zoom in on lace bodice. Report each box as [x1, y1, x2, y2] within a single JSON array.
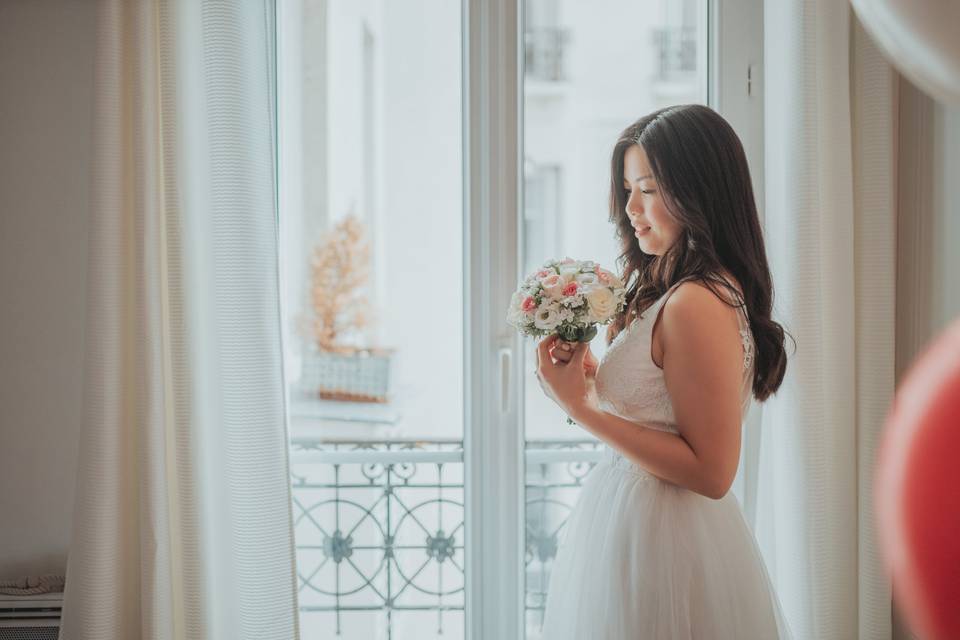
[[595, 279, 755, 444]]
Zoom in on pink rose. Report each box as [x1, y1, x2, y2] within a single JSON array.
[[540, 273, 562, 288], [521, 297, 537, 313], [562, 282, 579, 296], [539, 273, 565, 299], [536, 269, 551, 278]]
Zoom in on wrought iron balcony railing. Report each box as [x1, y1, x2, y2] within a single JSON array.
[[289, 438, 603, 639]]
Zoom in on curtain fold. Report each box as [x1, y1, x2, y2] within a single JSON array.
[[60, 1, 300, 638], [851, 15, 898, 640], [755, 2, 896, 639]]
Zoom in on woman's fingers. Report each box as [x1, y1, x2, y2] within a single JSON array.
[[543, 337, 594, 367], [551, 340, 576, 364], [537, 334, 560, 370]]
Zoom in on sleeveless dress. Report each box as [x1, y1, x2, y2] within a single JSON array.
[[540, 279, 794, 640]]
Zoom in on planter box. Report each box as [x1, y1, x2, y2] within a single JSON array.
[[300, 347, 396, 403]]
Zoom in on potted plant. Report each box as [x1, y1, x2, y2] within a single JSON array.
[[297, 213, 395, 403]]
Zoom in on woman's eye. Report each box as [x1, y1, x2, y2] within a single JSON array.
[[640, 189, 655, 195]]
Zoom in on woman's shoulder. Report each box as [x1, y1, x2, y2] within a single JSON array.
[[666, 271, 743, 307], [649, 271, 747, 369], [663, 280, 735, 321], [653, 274, 747, 366], [659, 272, 745, 335]]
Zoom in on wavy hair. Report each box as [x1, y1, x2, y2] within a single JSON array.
[[605, 104, 790, 401]]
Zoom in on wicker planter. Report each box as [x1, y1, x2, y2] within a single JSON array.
[[300, 346, 396, 403]]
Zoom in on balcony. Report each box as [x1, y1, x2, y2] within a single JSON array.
[[652, 25, 699, 81], [290, 437, 603, 639], [524, 28, 570, 84]]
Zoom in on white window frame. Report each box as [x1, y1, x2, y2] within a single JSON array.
[[464, 1, 764, 639], [463, 0, 524, 638], [710, 0, 765, 527]]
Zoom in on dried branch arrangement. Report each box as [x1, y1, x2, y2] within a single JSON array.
[[306, 213, 374, 353]]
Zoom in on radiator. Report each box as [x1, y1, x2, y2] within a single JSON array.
[[0, 593, 61, 640]]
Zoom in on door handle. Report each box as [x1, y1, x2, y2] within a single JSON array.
[[498, 346, 512, 414]]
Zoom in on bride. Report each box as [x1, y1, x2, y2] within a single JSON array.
[[535, 104, 794, 639]]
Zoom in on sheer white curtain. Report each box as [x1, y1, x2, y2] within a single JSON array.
[[60, 1, 300, 638], [754, 2, 897, 639]]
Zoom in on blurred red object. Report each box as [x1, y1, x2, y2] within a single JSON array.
[[876, 317, 960, 640]]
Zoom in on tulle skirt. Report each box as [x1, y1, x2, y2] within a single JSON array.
[[540, 448, 794, 640]]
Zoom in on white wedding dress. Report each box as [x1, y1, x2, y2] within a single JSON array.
[[541, 280, 794, 640]]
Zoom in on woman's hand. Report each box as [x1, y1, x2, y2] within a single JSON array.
[[551, 338, 599, 376], [535, 334, 600, 419]]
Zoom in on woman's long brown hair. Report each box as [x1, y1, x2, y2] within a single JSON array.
[[605, 104, 790, 401]]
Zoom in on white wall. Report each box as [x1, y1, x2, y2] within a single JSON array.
[[0, 0, 96, 578]]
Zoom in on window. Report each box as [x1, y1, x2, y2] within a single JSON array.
[[277, 1, 762, 638]]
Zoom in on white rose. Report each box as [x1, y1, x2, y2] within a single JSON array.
[[585, 286, 617, 321], [533, 305, 562, 332], [506, 305, 524, 328]]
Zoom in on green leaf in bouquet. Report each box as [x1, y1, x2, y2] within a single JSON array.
[[556, 323, 598, 343]]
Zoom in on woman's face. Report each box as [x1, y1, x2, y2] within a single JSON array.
[[622, 144, 683, 256]]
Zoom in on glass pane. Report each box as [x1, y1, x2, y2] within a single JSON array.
[[278, 2, 464, 638], [521, 1, 708, 637]]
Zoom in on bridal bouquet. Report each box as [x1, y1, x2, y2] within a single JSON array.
[[506, 257, 627, 341], [506, 257, 627, 423]]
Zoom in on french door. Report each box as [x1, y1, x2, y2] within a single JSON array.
[[278, 1, 761, 638]]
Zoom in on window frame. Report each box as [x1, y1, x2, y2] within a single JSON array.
[[464, 1, 765, 638]]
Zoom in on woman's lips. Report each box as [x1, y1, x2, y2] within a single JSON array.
[[634, 226, 651, 237]]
